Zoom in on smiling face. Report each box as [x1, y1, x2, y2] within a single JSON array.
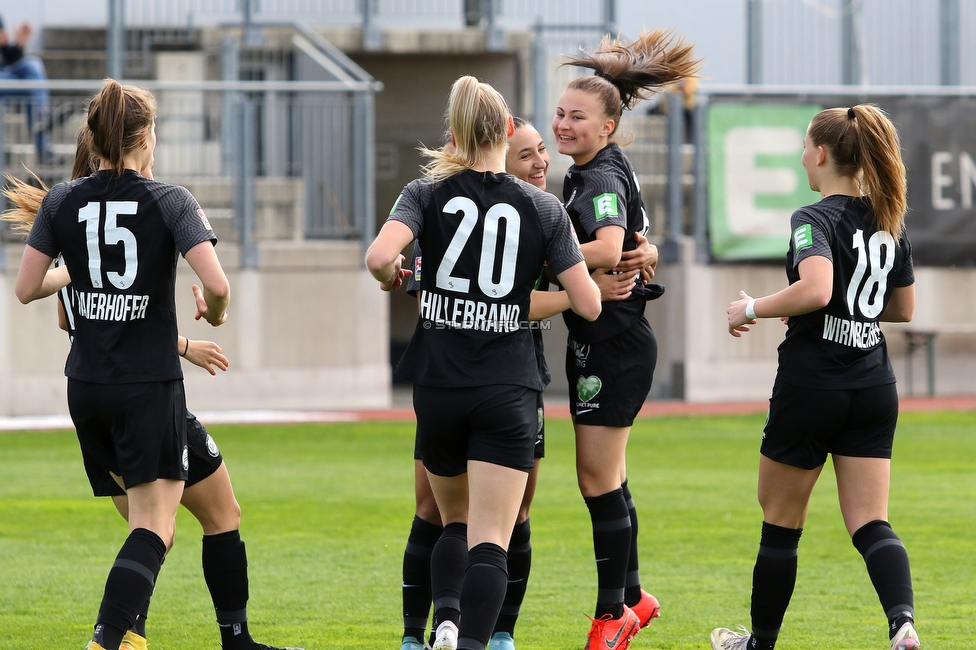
[[552, 87, 615, 166], [506, 123, 549, 190]]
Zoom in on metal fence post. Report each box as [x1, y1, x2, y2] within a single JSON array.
[[940, 0, 961, 86], [107, 0, 125, 79], [362, 0, 382, 51], [663, 91, 684, 263], [746, 0, 762, 85], [220, 37, 239, 177], [603, 0, 617, 36], [233, 98, 259, 268], [353, 89, 377, 241], [692, 95, 709, 263], [842, 0, 864, 85]]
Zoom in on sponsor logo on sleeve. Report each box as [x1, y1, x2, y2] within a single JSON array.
[[594, 193, 619, 220], [197, 208, 212, 231], [793, 224, 813, 251]]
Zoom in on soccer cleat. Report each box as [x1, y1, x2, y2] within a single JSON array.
[[889, 622, 920, 650], [121, 631, 149, 650], [431, 621, 458, 650], [85, 642, 108, 650], [400, 636, 426, 650], [251, 643, 306, 650], [583, 606, 640, 650], [630, 590, 661, 629], [709, 625, 751, 650], [488, 631, 516, 650]]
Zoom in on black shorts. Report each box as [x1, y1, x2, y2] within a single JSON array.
[[762, 376, 899, 470], [413, 390, 545, 461], [69, 379, 189, 492], [413, 384, 539, 476], [565, 317, 657, 427], [87, 412, 224, 497]]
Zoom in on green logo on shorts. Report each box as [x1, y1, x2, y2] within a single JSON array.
[[577, 375, 603, 402], [593, 193, 618, 220]]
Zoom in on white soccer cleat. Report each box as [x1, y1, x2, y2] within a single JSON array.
[[890, 622, 920, 650], [432, 621, 458, 650], [709, 625, 751, 650]]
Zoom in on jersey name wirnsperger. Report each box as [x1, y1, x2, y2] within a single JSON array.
[[562, 143, 651, 343], [391, 169, 583, 390], [777, 194, 914, 389], [27, 169, 217, 384]]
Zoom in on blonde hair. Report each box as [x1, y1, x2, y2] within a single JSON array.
[[808, 104, 908, 237], [2, 125, 99, 236], [560, 29, 701, 139], [1, 172, 47, 236], [87, 78, 156, 176], [420, 76, 511, 182]]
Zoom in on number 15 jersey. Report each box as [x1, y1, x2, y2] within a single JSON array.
[[777, 194, 914, 389], [390, 169, 584, 390], [26, 169, 217, 384]]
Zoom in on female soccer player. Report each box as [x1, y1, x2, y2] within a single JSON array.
[[714, 104, 918, 650], [551, 29, 699, 650], [397, 117, 638, 650], [15, 79, 230, 650], [368, 76, 601, 650], [4, 147, 300, 650]]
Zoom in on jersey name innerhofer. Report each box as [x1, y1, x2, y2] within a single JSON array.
[[68, 288, 151, 322], [419, 289, 522, 333]]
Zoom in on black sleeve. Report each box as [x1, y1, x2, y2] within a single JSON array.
[[893, 236, 915, 287]]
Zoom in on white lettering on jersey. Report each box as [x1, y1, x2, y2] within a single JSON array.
[[71, 288, 150, 322], [419, 289, 522, 332], [822, 313, 883, 349]]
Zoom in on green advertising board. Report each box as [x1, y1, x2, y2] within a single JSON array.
[[707, 103, 822, 260]]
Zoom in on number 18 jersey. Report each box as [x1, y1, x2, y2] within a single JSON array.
[[390, 169, 583, 390], [26, 170, 217, 384], [777, 194, 914, 389]]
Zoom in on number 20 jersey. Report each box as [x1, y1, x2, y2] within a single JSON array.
[[26, 170, 217, 384], [390, 169, 584, 390], [777, 194, 914, 389]]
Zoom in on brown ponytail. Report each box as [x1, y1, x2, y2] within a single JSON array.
[[560, 29, 701, 137], [86, 78, 156, 176], [808, 104, 908, 237]]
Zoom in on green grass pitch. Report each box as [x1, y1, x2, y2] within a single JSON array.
[[1, 410, 972, 649]]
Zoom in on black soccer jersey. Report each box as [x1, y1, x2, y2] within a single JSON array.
[[26, 169, 217, 384], [391, 169, 583, 390], [561, 143, 651, 342], [776, 195, 914, 389], [407, 243, 552, 388]]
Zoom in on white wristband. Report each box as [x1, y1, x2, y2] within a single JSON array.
[[745, 298, 757, 320]]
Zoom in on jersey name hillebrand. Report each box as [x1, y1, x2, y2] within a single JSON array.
[[419, 289, 522, 332], [70, 288, 150, 322], [821, 313, 882, 349]]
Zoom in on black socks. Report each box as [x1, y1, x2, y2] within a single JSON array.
[[202, 530, 253, 650], [494, 518, 531, 636], [852, 520, 915, 639], [750, 522, 803, 650], [94, 528, 166, 650], [402, 515, 443, 642], [584, 488, 631, 619]]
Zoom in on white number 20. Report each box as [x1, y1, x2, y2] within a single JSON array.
[[77, 201, 139, 289], [846, 228, 895, 319], [436, 196, 521, 298]]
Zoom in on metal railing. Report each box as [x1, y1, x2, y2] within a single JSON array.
[[0, 78, 380, 268]]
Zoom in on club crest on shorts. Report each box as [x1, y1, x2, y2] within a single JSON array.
[[206, 434, 220, 458], [182, 445, 189, 471]]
